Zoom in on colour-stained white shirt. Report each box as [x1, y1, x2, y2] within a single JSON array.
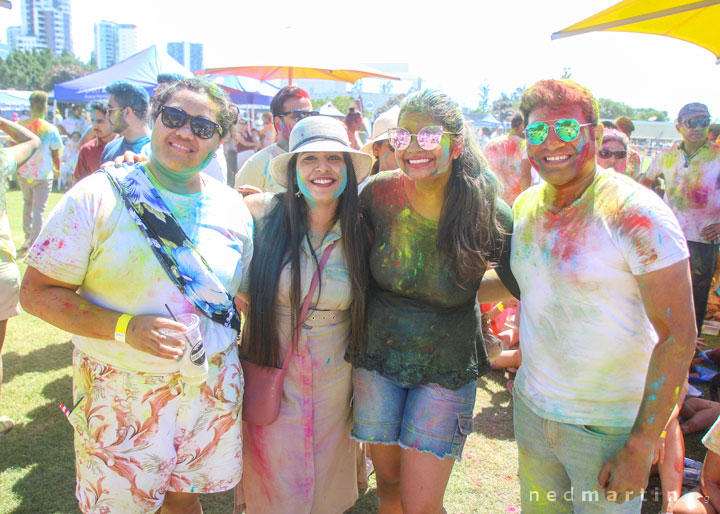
[[703, 414, 720, 454], [17, 118, 63, 181], [511, 169, 688, 426], [484, 134, 525, 205], [644, 141, 720, 243], [26, 163, 253, 373], [60, 116, 90, 138], [234, 143, 285, 191]]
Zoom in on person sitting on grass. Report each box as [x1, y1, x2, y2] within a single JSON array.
[[672, 413, 720, 514], [681, 398, 720, 436], [650, 385, 687, 514]]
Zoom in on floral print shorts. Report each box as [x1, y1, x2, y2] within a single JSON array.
[[68, 345, 243, 514]]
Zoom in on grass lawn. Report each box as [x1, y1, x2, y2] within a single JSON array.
[[0, 189, 716, 513]]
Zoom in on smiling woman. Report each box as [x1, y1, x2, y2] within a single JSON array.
[[235, 115, 373, 513], [347, 89, 519, 513], [18, 78, 254, 514]]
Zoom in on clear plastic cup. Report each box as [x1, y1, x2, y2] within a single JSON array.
[[160, 313, 208, 385]]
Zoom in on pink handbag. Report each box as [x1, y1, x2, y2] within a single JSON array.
[[240, 242, 336, 426]]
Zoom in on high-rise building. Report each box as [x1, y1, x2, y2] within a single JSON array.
[[116, 24, 137, 61], [167, 42, 203, 72], [7, 0, 72, 55], [94, 20, 137, 69]]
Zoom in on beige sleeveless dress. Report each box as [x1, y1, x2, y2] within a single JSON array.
[[235, 200, 359, 514]]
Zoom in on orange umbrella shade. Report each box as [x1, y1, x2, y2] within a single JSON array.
[[195, 64, 400, 85], [552, 0, 720, 63]]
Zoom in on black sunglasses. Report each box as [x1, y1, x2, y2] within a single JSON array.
[[277, 110, 320, 122], [681, 117, 711, 129], [159, 105, 222, 139], [598, 149, 627, 159]]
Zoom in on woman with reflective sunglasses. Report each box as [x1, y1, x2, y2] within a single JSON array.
[[347, 89, 519, 513], [235, 115, 371, 513], [20, 78, 253, 514], [597, 128, 631, 175]]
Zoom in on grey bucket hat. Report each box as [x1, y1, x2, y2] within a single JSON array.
[[269, 115, 373, 188]]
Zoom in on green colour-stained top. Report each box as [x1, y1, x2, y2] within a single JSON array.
[[348, 170, 518, 389]]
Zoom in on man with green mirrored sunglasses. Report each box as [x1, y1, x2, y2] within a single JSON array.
[[494, 79, 696, 514], [641, 103, 720, 340]]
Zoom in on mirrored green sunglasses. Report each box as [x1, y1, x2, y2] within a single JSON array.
[[525, 118, 593, 145]]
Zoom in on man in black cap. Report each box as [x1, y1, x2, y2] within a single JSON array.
[[642, 102, 720, 334]]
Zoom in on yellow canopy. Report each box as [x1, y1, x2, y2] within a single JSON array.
[[552, 0, 720, 63]]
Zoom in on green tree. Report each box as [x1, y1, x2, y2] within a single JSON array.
[[0, 48, 94, 91], [376, 94, 406, 116], [492, 92, 515, 123], [476, 84, 490, 113], [311, 96, 358, 115], [598, 98, 668, 122]]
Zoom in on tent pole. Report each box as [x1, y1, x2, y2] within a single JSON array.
[[52, 98, 57, 124]]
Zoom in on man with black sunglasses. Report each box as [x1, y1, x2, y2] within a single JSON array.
[[234, 86, 315, 193], [642, 102, 720, 336]]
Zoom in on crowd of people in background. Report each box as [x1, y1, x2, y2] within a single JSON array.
[[0, 74, 718, 514]]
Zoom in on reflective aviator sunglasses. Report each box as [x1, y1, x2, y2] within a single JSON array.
[[387, 126, 459, 151], [159, 105, 222, 139], [525, 118, 592, 146], [682, 117, 710, 129]]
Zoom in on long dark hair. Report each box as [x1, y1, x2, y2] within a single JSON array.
[[242, 153, 368, 367], [400, 89, 504, 282]]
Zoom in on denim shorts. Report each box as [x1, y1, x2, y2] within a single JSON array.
[[351, 368, 476, 460]]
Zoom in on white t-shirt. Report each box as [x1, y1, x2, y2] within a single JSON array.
[[26, 163, 253, 373], [703, 414, 720, 454], [511, 169, 688, 426], [203, 144, 227, 184], [644, 141, 720, 243], [234, 143, 285, 191]]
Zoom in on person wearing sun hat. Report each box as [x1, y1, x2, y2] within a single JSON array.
[[235, 115, 372, 513], [361, 106, 400, 181]]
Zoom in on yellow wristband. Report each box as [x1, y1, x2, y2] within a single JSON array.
[[114, 314, 133, 342], [497, 303, 505, 312], [660, 430, 667, 439]]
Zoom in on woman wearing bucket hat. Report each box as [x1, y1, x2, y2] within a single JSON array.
[[361, 106, 400, 182], [347, 89, 519, 513], [235, 115, 372, 513]]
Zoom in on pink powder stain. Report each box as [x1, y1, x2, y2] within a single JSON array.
[[623, 213, 652, 230], [689, 187, 709, 207]]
